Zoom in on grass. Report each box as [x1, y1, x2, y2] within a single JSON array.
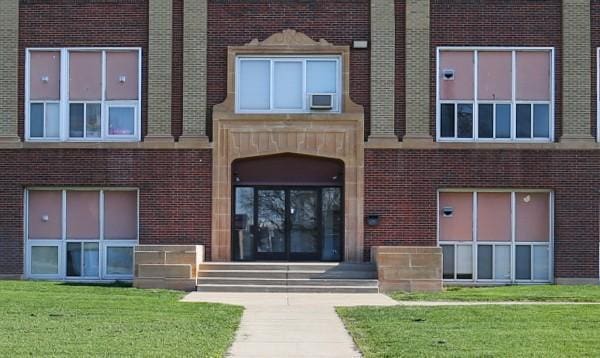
[[391, 284, 600, 302], [337, 304, 600, 357], [0, 280, 243, 357]]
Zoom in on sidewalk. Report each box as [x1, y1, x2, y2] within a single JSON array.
[[182, 292, 397, 358]]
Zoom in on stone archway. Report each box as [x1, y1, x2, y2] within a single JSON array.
[[211, 29, 364, 262]]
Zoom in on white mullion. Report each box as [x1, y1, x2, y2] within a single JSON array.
[[137, 48, 142, 140], [61, 190, 67, 278], [530, 104, 534, 139], [101, 51, 107, 140], [25, 50, 31, 140], [473, 51, 478, 140], [99, 190, 105, 279], [269, 60, 275, 110], [436, 47, 441, 140], [511, 51, 517, 140], [302, 59, 307, 111], [510, 191, 516, 283], [472, 192, 477, 281]]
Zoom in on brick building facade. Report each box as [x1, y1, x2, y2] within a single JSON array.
[[0, 0, 598, 288]]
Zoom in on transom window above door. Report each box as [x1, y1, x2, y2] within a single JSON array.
[[437, 48, 554, 142], [26, 48, 142, 142], [235, 56, 341, 113]]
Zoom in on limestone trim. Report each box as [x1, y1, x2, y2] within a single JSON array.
[[0, 0, 20, 143], [561, 0, 595, 142], [404, 0, 433, 142], [181, 0, 208, 144], [212, 30, 365, 262], [369, 0, 396, 140], [146, 0, 174, 142]]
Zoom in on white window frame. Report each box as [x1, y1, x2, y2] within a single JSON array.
[[437, 189, 554, 284], [24, 188, 139, 281], [436, 47, 555, 143], [235, 55, 342, 114], [25, 48, 142, 142]]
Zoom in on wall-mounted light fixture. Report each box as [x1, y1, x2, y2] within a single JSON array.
[[233, 172, 241, 183], [442, 69, 455, 80], [442, 207, 454, 217], [366, 214, 380, 226]]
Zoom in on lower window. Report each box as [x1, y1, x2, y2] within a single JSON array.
[[26, 189, 138, 280]]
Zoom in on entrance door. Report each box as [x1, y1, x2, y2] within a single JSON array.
[[232, 187, 343, 261]]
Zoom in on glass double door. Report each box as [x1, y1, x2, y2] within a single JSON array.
[[233, 186, 343, 261]]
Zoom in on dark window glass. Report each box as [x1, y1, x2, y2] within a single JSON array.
[[86, 103, 101, 138], [440, 104, 455, 137], [477, 245, 493, 279], [66, 242, 82, 276], [442, 245, 455, 279], [516, 245, 532, 280], [478, 104, 493, 138], [457, 104, 473, 138], [533, 104, 550, 138], [496, 104, 511, 138], [516, 104, 532, 138], [69, 103, 84, 138], [30, 103, 44, 137]]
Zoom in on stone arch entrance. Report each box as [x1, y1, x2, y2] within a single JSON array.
[[211, 29, 364, 262]]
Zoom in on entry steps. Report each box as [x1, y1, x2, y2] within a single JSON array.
[[196, 262, 379, 293]]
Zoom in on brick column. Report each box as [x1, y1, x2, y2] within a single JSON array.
[[561, 0, 594, 142], [180, 0, 208, 145], [146, 0, 174, 142], [368, 0, 397, 144], [403, 0, 432, 143], [0, 0, 20, 143]]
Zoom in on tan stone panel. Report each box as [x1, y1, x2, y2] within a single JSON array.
[[137, 264, 192, 279], [134, 251, 165, 265]]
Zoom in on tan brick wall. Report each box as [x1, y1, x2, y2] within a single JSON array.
[[562, 0, 594, 141], [0, 0, 19, 142], [369, 0, 396, 139], [181, 0, 208, 141], [404, 0, 431, 140], [147, 0, 173, 140], [372, 246, 442, 293]]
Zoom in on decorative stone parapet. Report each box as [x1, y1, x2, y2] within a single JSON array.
[[371, 246, 442, 293], [134, 245, 203, 291]]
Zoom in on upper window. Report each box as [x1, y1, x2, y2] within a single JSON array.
[[26, 48, 141, 141], [235, 56, 341, 113], [437, 48, 554, 142]]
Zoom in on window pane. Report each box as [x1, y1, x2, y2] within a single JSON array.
[[30, 103, 44, 137], [83, 242, 99, 277], [307, 60, 337, 93], [239, 60, 270, 110], [69, 103, 84, 138], [273, 61, 303, 109], [108, 107, 135, 135], [494, 245, 511, 280], [478, 104, 493, 138], [28, 190, 62, 240], [495, 104, 511, 138], [456, 245, 473, 279], [516, 104, 531, 138], [29, 51, 61, 100], [321, 188, 342, 261], [477, 245, 493, 279], [106, 51, 139, 100], [439, 192, 473, 242], [457, 104, 473, 138], [533, 104, 550, 138], [69, 51, 102, 100], [440, 104, 455, 137], [104, 191, 138, 240], [106, 247, 134, 275], [515, 245, 532, 280], [442, 245, 455, 279], [533, 245, 549, 281], [234, 187, 255, 261], [66, 242, 82, 276], [516, 192, 550, 242], [477, 192, 511, 242], [31, 246, 59, 275], [46, 103, 60, 138], [66, 191, 100, 240], [86, 103, 101, 138]]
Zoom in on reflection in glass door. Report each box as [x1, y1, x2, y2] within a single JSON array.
[[256, 189, 286, 260], [289, 190, 319, 260]]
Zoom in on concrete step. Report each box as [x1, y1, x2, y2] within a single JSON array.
[[197, 269, 377, 280], [197, 277, 379, 287], [197, 262, 376, 272], [196, 284, 379, 293]]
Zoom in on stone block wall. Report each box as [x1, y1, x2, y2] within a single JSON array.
[[372, 246, 442, 293], [134, 245, 204, 291]]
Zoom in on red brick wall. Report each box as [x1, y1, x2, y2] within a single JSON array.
[[207, 0, 370, 139], [429, 0, 562, 139], [18, 0, 149, 139], [364, 148, 600, 279], [0, 149, 212, 275]]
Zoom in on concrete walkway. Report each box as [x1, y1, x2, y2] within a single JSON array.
[[182, 292, 397, 358]]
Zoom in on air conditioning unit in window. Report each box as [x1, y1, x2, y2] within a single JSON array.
[[309, 93, 334, 110]]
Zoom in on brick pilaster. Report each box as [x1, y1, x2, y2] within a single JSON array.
[[368, 0, 397, 144], [146, 0, 174, 142], [561, 0, 594, 142], [0, 0, 20, 142], [404, 0, 432, 142], [180, 0, 208, 144]]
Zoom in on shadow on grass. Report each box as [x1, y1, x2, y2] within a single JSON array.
[[58, 280, 133, 288]]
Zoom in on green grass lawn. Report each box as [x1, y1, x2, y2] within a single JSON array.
[[392, 284, 600, 302], [338, 304, 600, 357], [0, 280, 243, 357]]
